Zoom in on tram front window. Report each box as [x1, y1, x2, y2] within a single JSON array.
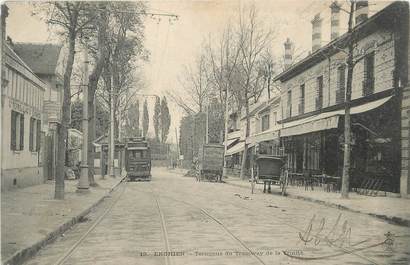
[[129, 150, 147, 159]]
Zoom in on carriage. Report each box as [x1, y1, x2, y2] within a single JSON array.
[[196, 144, 224, 182], [251, 155, 288, 195]]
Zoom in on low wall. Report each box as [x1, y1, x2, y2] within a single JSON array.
[[1, 167, 44, 191]]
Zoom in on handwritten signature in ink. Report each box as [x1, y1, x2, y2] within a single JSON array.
[[283, 214, 395, 260], [298, 213, 367, 248]]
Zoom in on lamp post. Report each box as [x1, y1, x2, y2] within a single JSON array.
[[222, 87, 229, 178], [78, 49, 90, 192], [109, 77, 115, 178]]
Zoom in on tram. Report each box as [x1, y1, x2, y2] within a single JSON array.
[[124, 137, 152, 181]]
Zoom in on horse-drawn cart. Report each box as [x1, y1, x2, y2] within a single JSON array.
[[251, 155, 288, 195], [197, 144, 224, 182]]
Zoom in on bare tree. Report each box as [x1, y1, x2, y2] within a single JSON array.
[[341, 1, 356, 199], [206, 23, 241, 111], [235, 4, 274, 179], [80, 2, 110, 186], [34, 2, 98, 199], [94, 2, 147, 174], [168, 52, 212, 114]]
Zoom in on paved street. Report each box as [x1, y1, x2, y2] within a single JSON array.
[[24, 168, 410, 265]]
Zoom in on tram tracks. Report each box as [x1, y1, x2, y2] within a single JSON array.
[[52, 181, 128, 265], [37, 176, 383, 265], [152, 192, 173, 265], [146, 185, 268, 265], [147, 184, 383, 265]]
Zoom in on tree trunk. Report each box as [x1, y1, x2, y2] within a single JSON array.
[[87, 8, 108, 184], [341, 1, 355, 199], [240, 93, 250, 180], [55, 33, 76, 200]]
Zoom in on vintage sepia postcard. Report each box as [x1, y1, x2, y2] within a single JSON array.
[[1, 0, 410, 264]]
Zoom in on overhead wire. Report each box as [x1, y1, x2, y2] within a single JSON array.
[[154, 21, 171, 95]]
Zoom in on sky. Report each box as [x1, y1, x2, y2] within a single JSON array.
[[4, 0, 391, 143]]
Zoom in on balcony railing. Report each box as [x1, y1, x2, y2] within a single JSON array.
[[362, 77, 375, 97]]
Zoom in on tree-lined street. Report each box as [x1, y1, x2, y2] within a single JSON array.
[[24, 168, 410, 265], [3, 1, 410, 265]]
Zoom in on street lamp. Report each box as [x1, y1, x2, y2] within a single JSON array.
[[222, 87, 229, 178], [78, 49, 90, 192]]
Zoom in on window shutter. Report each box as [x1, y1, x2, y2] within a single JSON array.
[[29, 118, 34, 151], [20, 114, 24, 150], [11, 111, 16, 150], [37, 120, 41, 151]]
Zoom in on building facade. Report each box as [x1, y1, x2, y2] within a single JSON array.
[[400, 1, 410, 198], [225, 96, 282, 176], [13, 43, 66, 180], [274, 1, 409, 195], [1, 44, 46, 190]]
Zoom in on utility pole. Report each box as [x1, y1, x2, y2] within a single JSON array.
[[341, 0, 356, 199], [205, 104, 209, 144], [78, 49, 90, 192], [118, 102, 123, 174], [109, 78, 115, 178], [222, 87, 229, 178], [175, 127, 180, 167]]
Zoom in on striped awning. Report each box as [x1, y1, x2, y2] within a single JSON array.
[[247, 130, 279, 145], [280, 95, 392, 137], [225, 141, 244, 156]]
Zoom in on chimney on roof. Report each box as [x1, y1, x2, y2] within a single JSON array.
[[311, 13, 322, 52], [1, 4, 9, 42], [355, 0, 368, 25], [284, 38, 293, 69], [330, 1, 341, 41]]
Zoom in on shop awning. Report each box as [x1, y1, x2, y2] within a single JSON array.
[[225, 141, 244, 156], [225, 140, 257, 156], [247, 130, 280, 145], [280, 95, 392, 137], [223, 138, 239, 147]]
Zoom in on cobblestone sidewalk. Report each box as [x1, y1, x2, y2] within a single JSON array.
[[1, 175, 124, 265], [224, 177, 410, 227]]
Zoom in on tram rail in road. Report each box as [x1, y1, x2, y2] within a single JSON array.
[[52, 182, 128, 265]]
